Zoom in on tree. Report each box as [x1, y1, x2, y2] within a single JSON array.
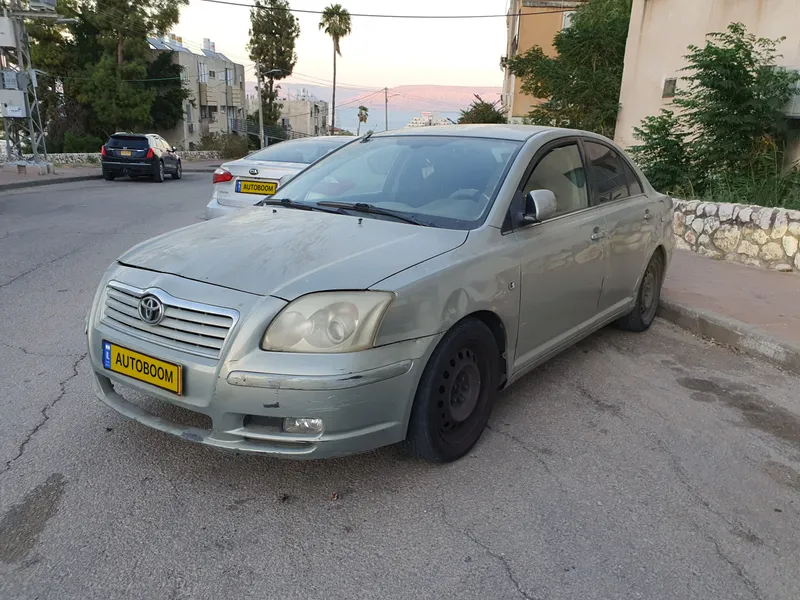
[[458, 94, 506, 124], [630, 23, 800, 205], [356, 104, 369, 134], [505, 0, 631, 137], [28, 0, 190, 140], [319, 4, 352, 135], [146, 51, 192, 131], [248, 0, 300, 127]]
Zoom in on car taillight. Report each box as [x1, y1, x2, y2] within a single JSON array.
[[146, 148, 154, 159], [100, 146, 107, 157], [213, 168, 233, 184]]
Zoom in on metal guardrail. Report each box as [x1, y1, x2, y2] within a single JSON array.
[[228, 119, 314, 142]]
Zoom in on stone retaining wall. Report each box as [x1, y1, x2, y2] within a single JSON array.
[[2, 150, 222, 165], [673, 199, 800, 273]]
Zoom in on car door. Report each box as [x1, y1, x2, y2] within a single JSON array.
[[158, 137, 176, 171], [582, 140, 659, 313], [511, 139, 609, 371]]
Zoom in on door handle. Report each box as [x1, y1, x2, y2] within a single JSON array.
[[643, 210, 652, 220], [590, 229, 607, 241]]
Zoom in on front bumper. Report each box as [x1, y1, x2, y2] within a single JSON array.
[[87, 267, 440, 458]]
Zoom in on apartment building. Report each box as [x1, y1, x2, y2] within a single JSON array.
[[501, 0, 588, 122], [405, 112, 454, 128], [615, 0, 800, 158], [148, 35, 248, 149], [278, 94, 328, 137]]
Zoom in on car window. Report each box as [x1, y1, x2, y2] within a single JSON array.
[[584, 141, 631, 203], [247, 140, 350, 164], [107, 136, 149, 150], [274, 135, 522, 230], [523, 144, 588, 218], [624, 162, 643, 196]]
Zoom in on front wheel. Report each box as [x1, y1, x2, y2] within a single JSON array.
[[616, 251, 664, 332], [171, 161, 182, 180], [406, 318, 499, 462]]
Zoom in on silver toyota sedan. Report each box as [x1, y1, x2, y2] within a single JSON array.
[[87, 125, 674, 463]]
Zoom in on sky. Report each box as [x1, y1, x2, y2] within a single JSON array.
[[175, 0, 509, 90]]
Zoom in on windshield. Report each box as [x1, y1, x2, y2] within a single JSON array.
[[247, 139, 351, 164], [273, 135, 521, 229]]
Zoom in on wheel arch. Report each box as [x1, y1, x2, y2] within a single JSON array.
[[457, 310, 509, 389]]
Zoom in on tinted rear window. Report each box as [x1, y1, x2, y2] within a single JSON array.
[[107, 136, 149, 149], [246, 139, 351, 164]]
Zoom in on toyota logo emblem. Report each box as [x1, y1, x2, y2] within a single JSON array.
[[138, 295, 164, 325], [249, 168, 259, 175]]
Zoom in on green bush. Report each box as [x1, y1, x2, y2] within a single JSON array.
[[196, 133, 249, 159], [63, 131, 104, 154], [630, 23, 800, 207]]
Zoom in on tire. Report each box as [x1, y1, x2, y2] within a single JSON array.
[[152, 161, 164, 183], [616, 251, 664, 332], [171, 161, 182, 180], [406, 318, 499, 463], [103, 171, 115, 181]]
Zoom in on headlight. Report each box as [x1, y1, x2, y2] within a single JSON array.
[[262, 291, 394, 353]]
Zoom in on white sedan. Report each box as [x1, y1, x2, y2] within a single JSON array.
[[205, 136, 355, 219]]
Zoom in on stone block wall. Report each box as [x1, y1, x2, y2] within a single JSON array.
[[673, 200, 800, 273], [2, 150, 222, 165]]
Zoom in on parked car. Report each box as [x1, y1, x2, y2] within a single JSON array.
[[205, 136, 355, 219], [101, 133, 182, 183], [87, 125, 674, 463]]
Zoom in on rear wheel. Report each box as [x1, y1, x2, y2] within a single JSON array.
[[616, 251, 664, 332], [103, 171, 115, 181], [171, 161, 182, 180], [152, 161, 164, 183], [406, 318, 499, 463]]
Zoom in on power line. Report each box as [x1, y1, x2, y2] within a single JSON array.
[[197, 0, 575, 19]]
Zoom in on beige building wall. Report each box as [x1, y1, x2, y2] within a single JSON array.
[[502, 1, 588, 121], [615, 0, 800, 152]]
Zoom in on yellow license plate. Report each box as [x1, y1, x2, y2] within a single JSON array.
[[120, 150, 132, 156], [102, 341, 182, 395], [237, 180, 277, 195]]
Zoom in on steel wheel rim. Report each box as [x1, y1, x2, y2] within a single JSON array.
[[640, 264, 658, 320], [435, 345, 485, 445]]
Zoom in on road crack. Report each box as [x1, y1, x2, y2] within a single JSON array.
[[440, 505, 539, 600], [2, 353, 88, 475], [0, 341, 84, 358], [486, 424, 566, 492], [0, 246, 85, 290]]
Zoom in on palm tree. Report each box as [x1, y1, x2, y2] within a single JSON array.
[[319, 4, 352, 135], [356, 105, 369, 135]]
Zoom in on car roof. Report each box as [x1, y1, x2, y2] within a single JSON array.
[[372, 124, 610, 143]]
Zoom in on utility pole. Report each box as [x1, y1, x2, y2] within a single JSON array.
[[384, 87, 388, 131], [1, 0, 57, 167], [255, 63, 264, 148]]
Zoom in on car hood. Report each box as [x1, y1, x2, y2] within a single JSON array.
[[118, 208, 468, 299]]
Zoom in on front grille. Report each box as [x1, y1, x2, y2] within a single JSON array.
[[102, 281, 238, 359]]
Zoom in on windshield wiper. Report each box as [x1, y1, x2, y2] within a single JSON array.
[[317, 201, 430, 226], [254, 198, 340, 214]]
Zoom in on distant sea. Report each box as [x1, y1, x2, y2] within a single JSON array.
[[334, 107, 460, 133]]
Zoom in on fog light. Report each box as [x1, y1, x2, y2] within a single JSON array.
[[283, 417, 323, 434]]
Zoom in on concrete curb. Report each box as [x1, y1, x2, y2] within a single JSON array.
[[0, 166, 219, 192], [657, 298, 800, 375], [0, 174, 102, 191]]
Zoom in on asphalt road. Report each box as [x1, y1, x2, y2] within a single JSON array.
[[1, 176, 799, 600]]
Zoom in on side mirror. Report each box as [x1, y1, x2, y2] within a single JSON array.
[[523, 189, 557, 223], [172, 146, 177, 152]]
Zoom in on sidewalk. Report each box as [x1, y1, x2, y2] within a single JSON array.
[[660, 250, 800, 374], [0, 160, 221, 191]]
